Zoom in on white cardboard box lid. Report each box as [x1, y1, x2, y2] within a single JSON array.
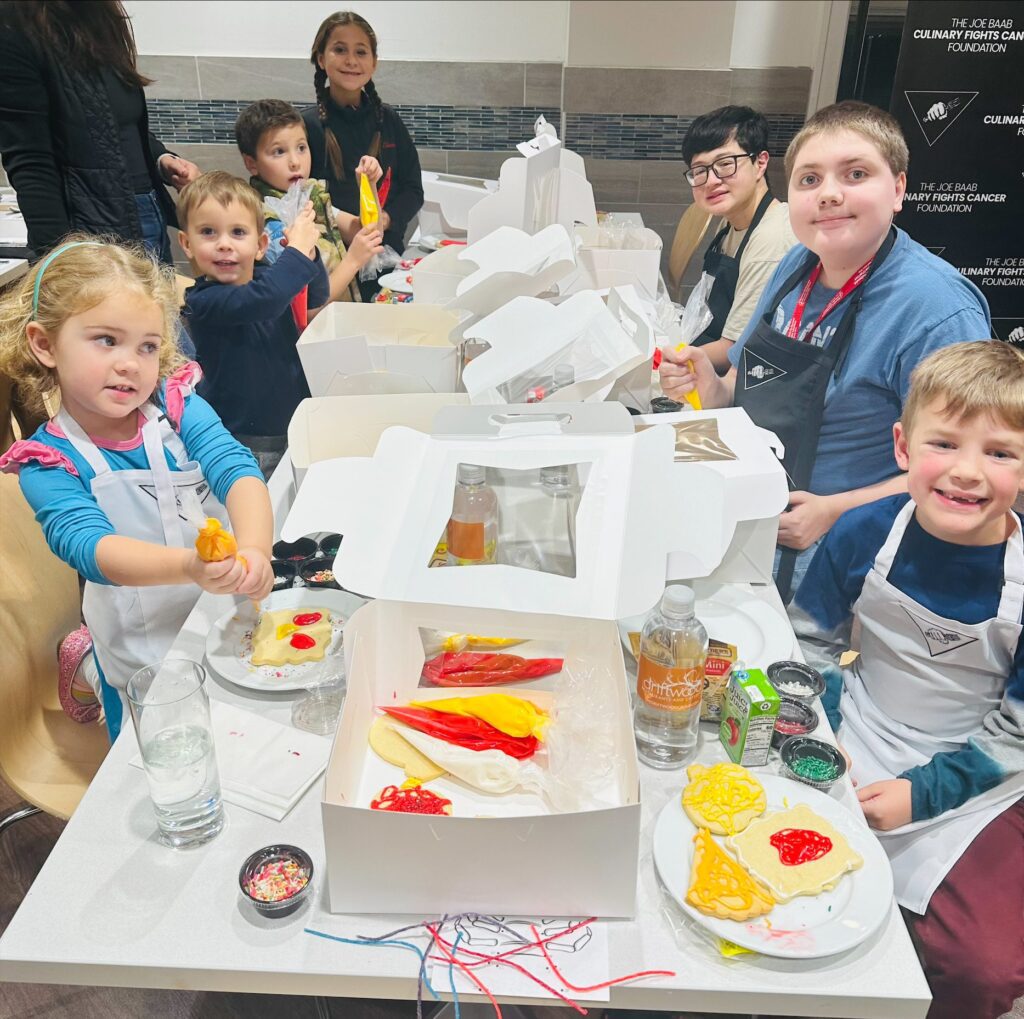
[[283, 404, 676, 620], [635, 407, 789, 578], [421, 170, 497, 231], [460, 286, 655, 405], [287, 393, 470, 471]]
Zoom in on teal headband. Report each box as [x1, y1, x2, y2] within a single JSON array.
[[31, 241, 105, 317]]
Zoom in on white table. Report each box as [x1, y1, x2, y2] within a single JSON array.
[[0, 456, 931, 1017], [0, 258, 27, 288]]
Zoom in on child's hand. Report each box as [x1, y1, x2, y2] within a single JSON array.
[[284, 202, 319, 259], [659, 344, 715, 402], [356, 155, 384, 184], [348, 225, 385, 267], [234, 548, 274, 601], [185, 552, 246, 595], [857, 779, 912, 831], [777, 490, 840, 551]]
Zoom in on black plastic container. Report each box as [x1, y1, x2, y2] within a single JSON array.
[[300, 559, 341, 589], [272, 536, 317, 562], [767, 661, 826, 703], [772, 697, 819, 750], [779, 736, 847, 792], [239, 844, 313, 918], [271, 560, 297, 592], [317, 533, 343, 558]]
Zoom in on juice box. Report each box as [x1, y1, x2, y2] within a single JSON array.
[[719, 668, 780, 766]]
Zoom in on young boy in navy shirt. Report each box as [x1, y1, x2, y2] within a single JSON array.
[[179, 171, 327, 477], [790, 340, 1024, 1019]]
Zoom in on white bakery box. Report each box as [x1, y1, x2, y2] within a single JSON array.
[[557, 224, 664, 300], [461, 286, 655, 406], [634, 407, 789, 586], [467, 131, 597, 244], [411, 224, 576, 343], [297, 303, 460, 397], [282, 402, 677, 916], [286, 392, 470, 489], [417, 170, 498, 238]]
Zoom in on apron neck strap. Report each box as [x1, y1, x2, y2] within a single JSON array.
[[139, 405, 188, 549], [54, 408, 120, 476], [876, 500, 1024, 623]]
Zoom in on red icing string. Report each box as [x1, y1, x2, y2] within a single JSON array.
[[289, 633, 316, 650], [370, 785, 452, 815], [529, 923, 676, 992], [425, 924, 502, 1019], [292, 612, 323, 626], [770, 827, 833, 866]]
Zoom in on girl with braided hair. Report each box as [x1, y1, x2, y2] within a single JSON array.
[[303, 11, 423, 298]]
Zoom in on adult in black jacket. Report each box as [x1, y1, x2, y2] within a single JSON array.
[[303, 9, 423, 294], [0, 1, 199, 262]]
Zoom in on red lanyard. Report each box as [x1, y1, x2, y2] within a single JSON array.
[[784, 256, 874, 341]]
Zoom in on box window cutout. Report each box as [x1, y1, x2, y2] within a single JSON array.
[[433, 462, 587, 578]]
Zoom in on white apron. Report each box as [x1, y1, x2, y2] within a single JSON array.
[[839, 499, 1024, 913], [57, 404, 229, 725]]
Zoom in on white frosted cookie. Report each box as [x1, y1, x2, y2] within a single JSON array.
[[726, 802, 863, 902], [251, 607, 332, 666], [682, 762, 767, 835]]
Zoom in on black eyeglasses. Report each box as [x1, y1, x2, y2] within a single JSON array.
[[685, 153, 757, 187]]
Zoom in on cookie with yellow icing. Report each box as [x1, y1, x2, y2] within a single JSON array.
[[251, 607, 332, 666], [682, 762, 767, 835], [726, 802, 863, 902], [686, 828, 775, 921]]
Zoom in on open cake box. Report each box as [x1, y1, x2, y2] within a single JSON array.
[[281, 403, 676, 915]]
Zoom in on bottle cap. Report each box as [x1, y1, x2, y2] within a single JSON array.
[[457, 463, 486, 486], [553, 364, 575, 388], [540, 464, 570, 486], [660, 584, 695, 618]]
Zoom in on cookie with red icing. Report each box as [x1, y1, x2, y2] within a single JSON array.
[[251, 608, 332, 666]]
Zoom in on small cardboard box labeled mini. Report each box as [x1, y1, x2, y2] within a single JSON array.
[[411, 224, 577, 343], [282, 402, 676, 916], [297, 302, 460, 397], [461, 286, 655, 406]]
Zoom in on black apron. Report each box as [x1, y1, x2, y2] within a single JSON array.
[[693, 191, 776, 345], [734, 228, 897, 600]]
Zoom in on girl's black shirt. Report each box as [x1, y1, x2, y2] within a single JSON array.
[[303, 94, 423, 252]]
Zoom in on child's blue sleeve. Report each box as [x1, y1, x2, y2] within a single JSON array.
[[184, 247, 323, 326], [307, 251, 330, 308], [901, 641, 1024, 821], [263, 219, 286, 265], [177, 393, 262, 502], [17, 462, 115, 585]]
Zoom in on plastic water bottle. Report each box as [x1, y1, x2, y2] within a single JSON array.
[[447, 464, 498, 566], [536, 464, 579, 577], [633, 584, 707, 768]]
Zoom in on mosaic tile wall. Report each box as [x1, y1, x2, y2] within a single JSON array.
[[148, 100, 801, 161]]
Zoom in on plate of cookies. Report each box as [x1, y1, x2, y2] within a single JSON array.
[[653, 762, 893, 958], [205, 588, 367, 692]]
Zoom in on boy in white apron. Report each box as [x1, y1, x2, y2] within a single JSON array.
[[789, 340, 1024, 1019]]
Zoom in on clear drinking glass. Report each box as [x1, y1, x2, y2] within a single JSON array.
[[291, 637, 346, 736], [126, 660, 224, 849]]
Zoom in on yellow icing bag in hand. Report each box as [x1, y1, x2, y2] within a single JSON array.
[[359, 172, 380, 227], [409, 693, 550, 740], [194, 517, 247, 571], [674, 342, 703, 411]]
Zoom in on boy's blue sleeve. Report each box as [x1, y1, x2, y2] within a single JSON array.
[[901, 641, 1024, 821], [263, 219, 286, 265], [17, 462, 115, 585], [184, 247, 323, 327], [177, 393, 262, 503]]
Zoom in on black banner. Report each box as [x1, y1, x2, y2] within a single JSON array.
[[890, 0, 1024, 349]]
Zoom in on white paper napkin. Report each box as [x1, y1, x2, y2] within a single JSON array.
[[130, 700, 330, 821]]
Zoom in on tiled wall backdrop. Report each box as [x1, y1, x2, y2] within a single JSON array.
[[140, 54, 810, 285]]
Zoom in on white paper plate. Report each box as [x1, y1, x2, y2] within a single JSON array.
[[618, 584, 794, 668], [377, 270, 414, 294], [205, 588, 367, 692], [652, 774, 893, 959]]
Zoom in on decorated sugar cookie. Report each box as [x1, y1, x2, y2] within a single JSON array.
[[686, 828, 775, 921], [682, 762, 767, 835], [251, 608, 332, 666], [368, 716, 446, 782], [726, 802, 863, 902]]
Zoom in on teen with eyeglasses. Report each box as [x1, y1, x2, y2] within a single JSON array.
[[682, 106, 797, 372]]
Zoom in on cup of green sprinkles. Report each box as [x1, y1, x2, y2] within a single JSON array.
[[779, 736, 847, 792]]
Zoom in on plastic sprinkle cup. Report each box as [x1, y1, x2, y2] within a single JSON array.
[[771, 698, 819, 750], [779, 736, 847, 793], [239, 845, 313, 918], [766, 661, 826, 703]]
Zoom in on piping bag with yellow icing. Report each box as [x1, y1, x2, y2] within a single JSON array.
[[409, 694, 549, 740], [179, 489, 257, 612]]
